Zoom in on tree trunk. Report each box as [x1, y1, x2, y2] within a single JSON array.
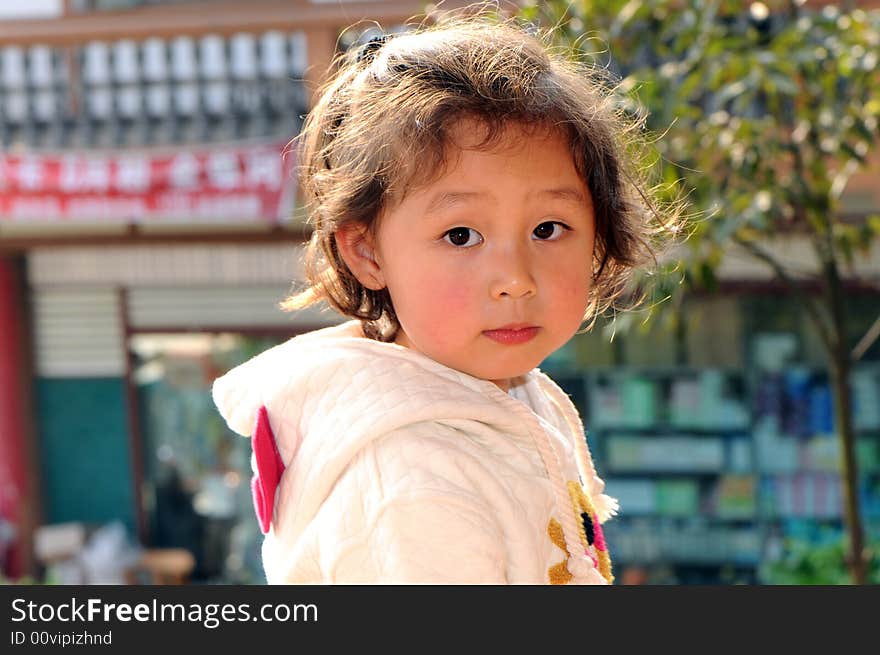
[[825, 259, 869, 584], [828, 349, 868, 584]]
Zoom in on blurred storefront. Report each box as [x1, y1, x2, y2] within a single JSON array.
[[1, 0, 879, 585], [0, 0, 464, 583], [540, 289, 880, 584]]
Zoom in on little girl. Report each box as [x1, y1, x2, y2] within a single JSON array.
[[213, 11, 676, 584]]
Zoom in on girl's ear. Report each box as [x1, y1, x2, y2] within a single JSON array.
[[334, 222, 386, 291]]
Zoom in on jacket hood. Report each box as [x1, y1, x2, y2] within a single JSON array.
[[212, 319, 617, 579]]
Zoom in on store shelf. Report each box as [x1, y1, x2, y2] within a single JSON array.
[[605, 470, 731, 476], [614, 556, 762, 566], [546, 359, 880, 583], [592, 426, 750, 434], [611, 514, 758, 523]]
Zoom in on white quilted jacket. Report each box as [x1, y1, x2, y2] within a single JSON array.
[[212, 319, 617, 584]]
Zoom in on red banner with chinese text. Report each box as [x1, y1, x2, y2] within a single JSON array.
[[0, 140, 296, 224]]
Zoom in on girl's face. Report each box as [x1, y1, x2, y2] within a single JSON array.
[[348, 119, 596, 392]]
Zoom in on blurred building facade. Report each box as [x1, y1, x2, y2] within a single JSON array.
[[0, 0, 471, 582], [0, 0, 878, 584]]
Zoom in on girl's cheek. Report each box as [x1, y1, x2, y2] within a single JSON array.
[[420, 275, 475, 342], [552, 267, 592, 313], [429, 276, 474, 317]]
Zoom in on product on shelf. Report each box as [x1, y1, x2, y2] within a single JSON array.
[[604, 478, 656, 515], [768, 472, 843, 519], [751, 332, 798, 372], [591, 374, 657, 428], [713, 475, 757, 519], [606, 435, 725, 472], [656, 479, 700, 516], [727, 438, 753, 473], [669, 372, 750, 430], [753, 416, 799, 473], [852, 368, 880, 431]]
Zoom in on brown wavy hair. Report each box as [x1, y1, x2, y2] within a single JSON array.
[[281, 8, 682, 342]]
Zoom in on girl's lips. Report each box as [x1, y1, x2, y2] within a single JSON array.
[[482, 326, 540, 345]]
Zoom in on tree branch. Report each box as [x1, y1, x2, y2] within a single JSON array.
[[852, 313, 880, 362], [732, 235, 836, 352], [677, 0, 720, 81]]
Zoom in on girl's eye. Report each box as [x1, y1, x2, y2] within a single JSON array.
[[533, 221, 572, 240], [441, 221, 572, 248], [443, 226, 483, 248]]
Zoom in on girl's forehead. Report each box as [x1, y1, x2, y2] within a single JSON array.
[[388, 120, 585, 209], [396, 117, 574, 190]]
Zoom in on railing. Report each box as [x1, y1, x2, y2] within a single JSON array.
[[0, 0, 476, 150], [0, 31, 309, 149]]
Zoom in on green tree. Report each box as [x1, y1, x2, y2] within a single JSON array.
[[516, 0, 880, 583]]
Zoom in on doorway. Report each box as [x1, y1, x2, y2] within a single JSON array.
[[129, 332, 286, 583]]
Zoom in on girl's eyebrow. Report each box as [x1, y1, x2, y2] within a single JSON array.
[[538, 187, 588, 205], [424, 187, 587, 215], [424, 191, 486, 215]]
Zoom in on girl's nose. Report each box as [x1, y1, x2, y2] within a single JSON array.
[[489, 247, 537, 300]]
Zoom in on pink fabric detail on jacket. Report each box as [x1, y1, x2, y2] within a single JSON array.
[[592, 513, 607, 552], [251, 405, 285, 534]]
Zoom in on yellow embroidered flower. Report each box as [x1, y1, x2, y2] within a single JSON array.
[[547, 481, 614, 584]]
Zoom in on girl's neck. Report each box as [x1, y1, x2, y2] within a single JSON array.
[[392, 328, 511, 393]]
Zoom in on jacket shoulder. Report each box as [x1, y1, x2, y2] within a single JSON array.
[[309, 422, 513, 583]]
